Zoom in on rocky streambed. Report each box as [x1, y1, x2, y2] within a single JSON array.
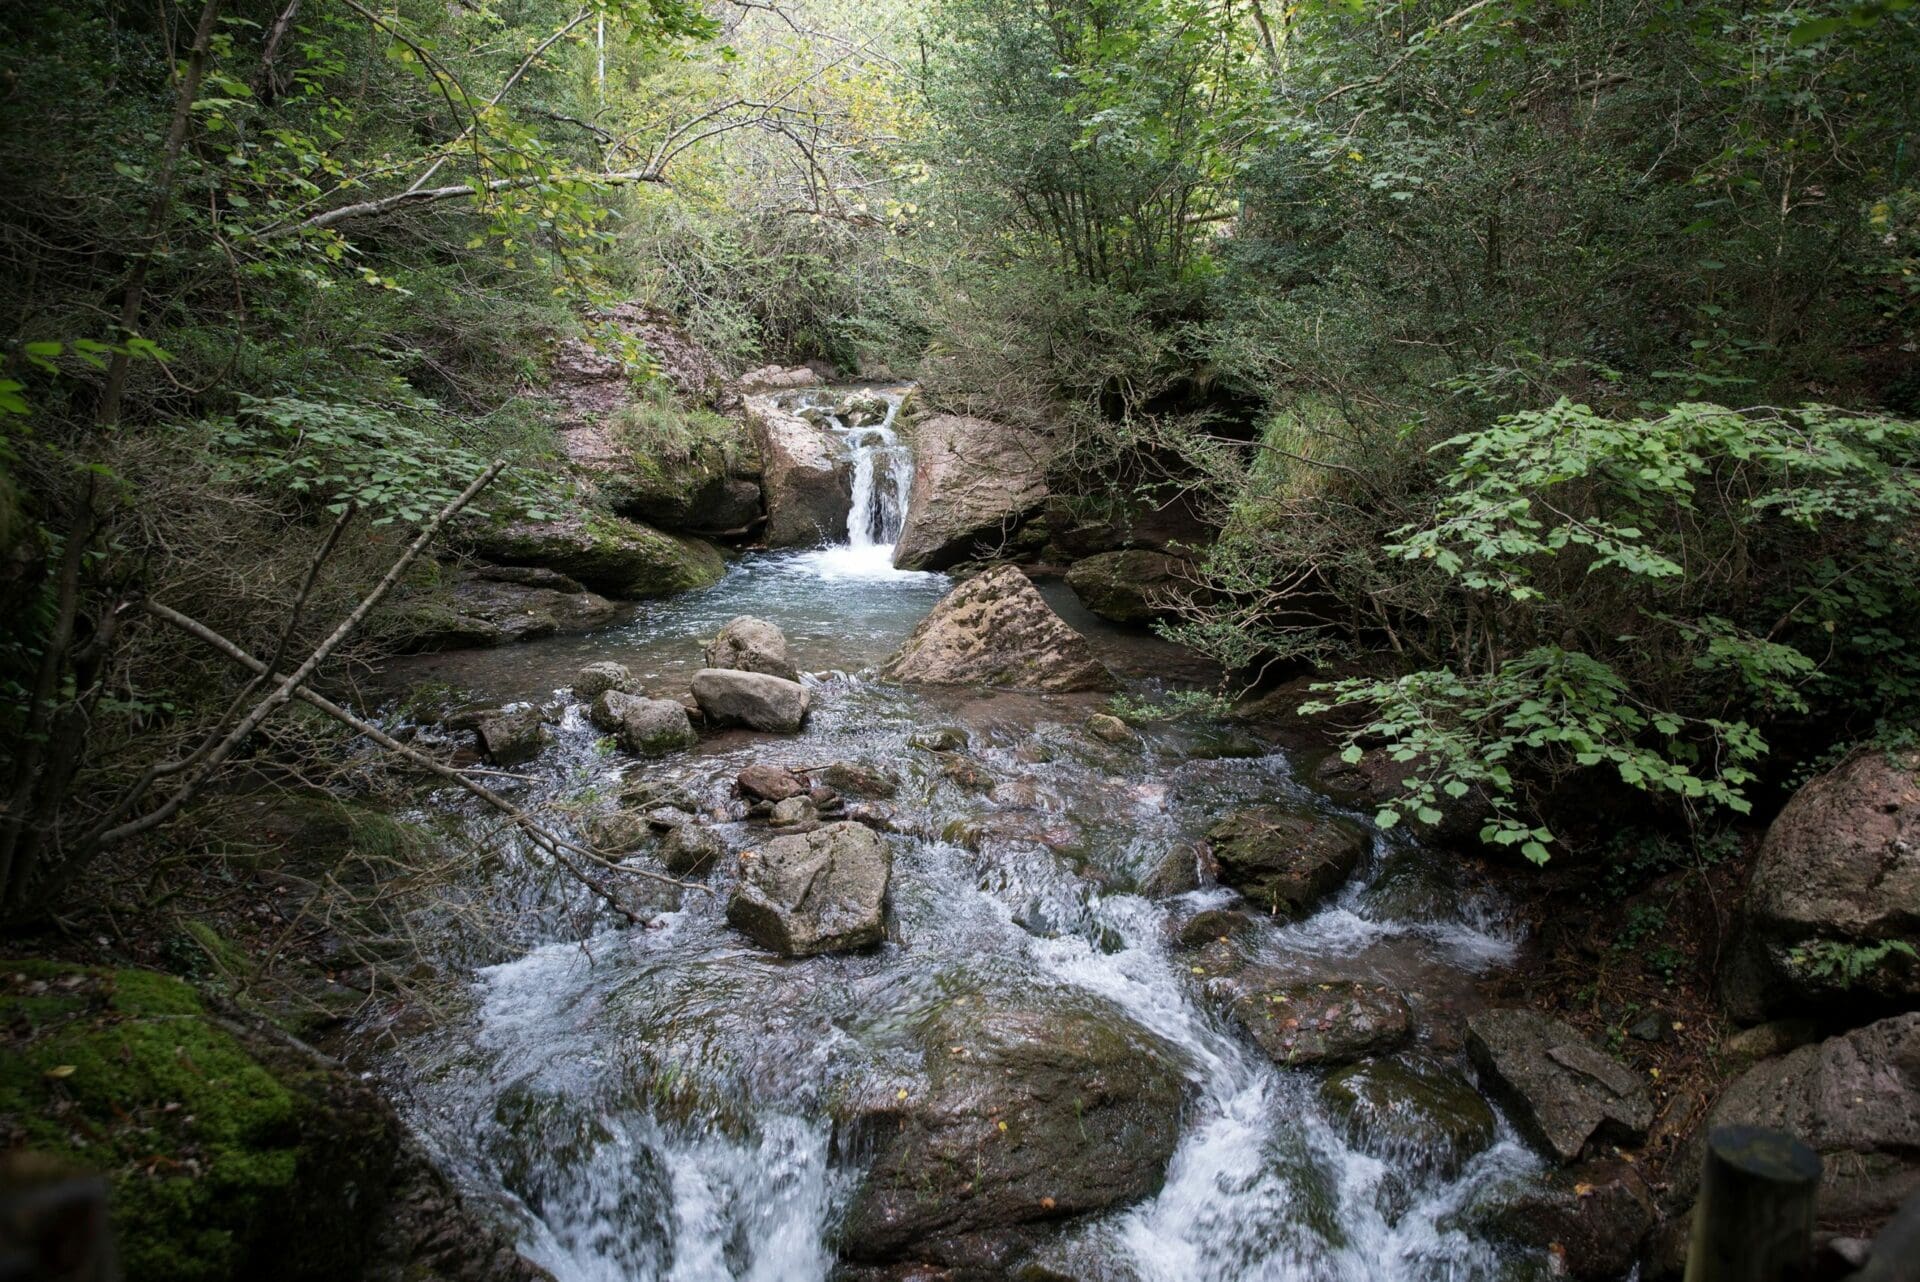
[[356, 537, 1701, 1282]]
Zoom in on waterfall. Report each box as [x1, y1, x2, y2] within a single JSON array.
[[837, 392, 912, 549]]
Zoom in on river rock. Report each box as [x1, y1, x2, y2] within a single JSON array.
[[891, 414, 1051, 571], [1219, 975, 1412, 1068], [591, 690, 697, 755], [1321, 1057, 1497, 1180], [385, 571, 622, 651], [1466, 1159, 1657, 1281], [726, 822, 891, 955], [691, 669, 810, 733], [463, 513, 726, 599], [745, 396, 849, 546], [1721, 748, 1920, 1023], [812, 762, 899, 799], [572, 661, 635, 702], [1136, 842, 1202, 898], [879, 565, 1117, 691], [1465, 1009, 1652, 1163], [1085, 712, 1138, 745], [703, 615, 800, 682], [1674, 1012, 1920, 1226], [769, 796, 818, 827], [836, 992, 1187, 1269], [737, 764, 805, 802], [476, 706, 548, 766], [580, 809, 651, 855], [661, 824, 726, 876], [1207, 806, 1366, 919], [1065, 549, 1195, 625], [909, 726, 970, 753]]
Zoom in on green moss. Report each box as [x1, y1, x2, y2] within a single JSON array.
[[0, 963, 320, 1281]]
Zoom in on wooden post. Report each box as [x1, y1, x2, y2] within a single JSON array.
[[1686, 1125, 1822, 1282]]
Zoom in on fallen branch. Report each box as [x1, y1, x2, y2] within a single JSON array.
[[257, 170, 668, 240]]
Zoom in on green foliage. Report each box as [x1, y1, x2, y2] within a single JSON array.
[[1788, 938, 1920, 985], [1103, 688, 1233, 724]]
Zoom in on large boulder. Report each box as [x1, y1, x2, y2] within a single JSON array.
[[382, 569, 620, 651], [745, 396, 849, 547], [1065, 549, 1197, 626], [725, 822, 891, 955], [463, 513, 725, 599], [1215, 973, 1412, 1068], [1320, 1057, 1498, 1180], [1206, 806, 1367, 919], [1465, 1009, 1653, 1163], [1722, 749, 1920, 1023], [836, 991, 1188, 1271], [703, 615, 799, 681], [878, 565, 1117, 692], [1675, 1012, 1920, 1227], [892, 414, 1051, 571], [690, 669, 810, 733]]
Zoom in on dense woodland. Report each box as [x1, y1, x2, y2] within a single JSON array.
[[3, 0, 1919, 1278]]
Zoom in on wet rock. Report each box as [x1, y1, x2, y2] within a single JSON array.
[[1673, 1012, 1920, 1227], [1465, 1009, 1652, 1163], [1174, 908, 1252, 950], [1136, 842, 1201, 898], [691, 669, 810, 733], [703, 615, 800, 682], [661, 824, 726, 876], [1206, 806, 1366, 919], [836, 992, 1187, 1267], [476, 706, 549, 766], [1721, 748, 1920, 1023], [1064, 549, 1195, 626], [769, 795, 819, 827], [593, 690, 697, 755], [745, 396, 850, 546], [572, 660, 635, 702], [909, 727, 970, 753], [1320, 1057, 1498, 1180], [1219, 975, 1412, 1069], [1084, 713, 1137, 745], [891, 414, 1051, 571], [844, 802, 899, 832], [581, 809, 651, 855], [462, 513, 725, 599], [813, 762, 900, 799], [880, 566, 1117, 692], [1467, 1159, 1657, 1281], [1357, 847, 1466, 924], [737, 764, 806, 802], [937, 754, 998, 794], [726, 822, 891, 955]]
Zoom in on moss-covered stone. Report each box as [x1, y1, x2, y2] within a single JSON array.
[[0, 962, 397, 1282], [465, 512, 725, 599]]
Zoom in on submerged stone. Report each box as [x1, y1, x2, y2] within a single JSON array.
[[1320, 1057, 1498, 1180]]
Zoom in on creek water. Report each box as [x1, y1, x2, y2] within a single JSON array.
[[377, 387, 1543, 1281]]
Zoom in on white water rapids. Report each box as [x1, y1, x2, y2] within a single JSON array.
[[386, 385, 1546, 1282]]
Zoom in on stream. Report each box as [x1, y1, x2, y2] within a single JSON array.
[[375, 387, 1544, 1281]]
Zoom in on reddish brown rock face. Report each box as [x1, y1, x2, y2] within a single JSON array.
[[879, 565, 1117, 692], [891, 414, 1051, 571]]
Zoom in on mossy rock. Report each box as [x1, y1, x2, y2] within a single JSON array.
[[0, 961, 399, 1281], [1319, 1056, 1497, 1180], [466, 512, 725, 599]]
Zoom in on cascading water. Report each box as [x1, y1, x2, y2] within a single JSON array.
[[789, 386, 917, 580], [381, 386, 1547, 1282]]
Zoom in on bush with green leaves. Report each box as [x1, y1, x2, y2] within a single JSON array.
[[1302, 399, 1920, 858]]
